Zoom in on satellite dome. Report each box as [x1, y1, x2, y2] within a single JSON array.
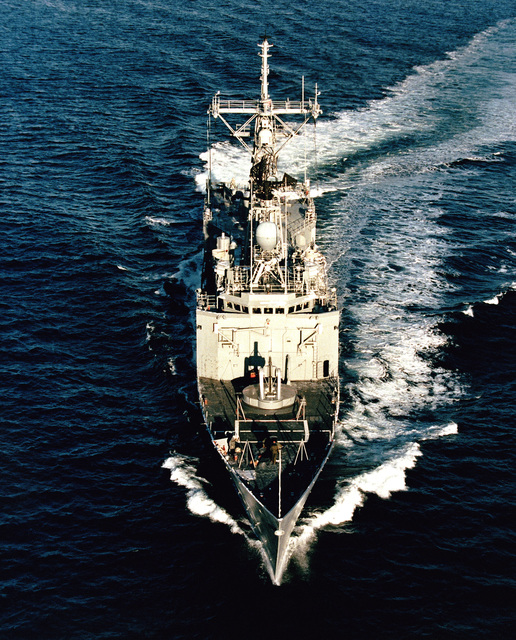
[[256, 222, 277, 250]]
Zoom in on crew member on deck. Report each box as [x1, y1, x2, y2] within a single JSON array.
[[270, 439, 282, 464], [228, 435, 239, 462]]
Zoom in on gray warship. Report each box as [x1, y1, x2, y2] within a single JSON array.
[[196, 38, 340, 584]]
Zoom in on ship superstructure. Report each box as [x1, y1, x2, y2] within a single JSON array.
[[196, 39, 339, 584]]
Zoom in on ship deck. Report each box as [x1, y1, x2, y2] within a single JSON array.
[[198, 375, 338, 516], [198, 376, 337, 435]]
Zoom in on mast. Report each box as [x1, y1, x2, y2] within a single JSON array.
[[208, 37, 321, 152], [259, 38, 272, 103]]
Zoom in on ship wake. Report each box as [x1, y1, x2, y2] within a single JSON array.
[[162, 453, 286, 581], [162, 454, 243, 535], [291, 424, 458, 561]]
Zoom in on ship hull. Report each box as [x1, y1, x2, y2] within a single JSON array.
[[227, 441, 334, 584], [199, 376, 338, 583]]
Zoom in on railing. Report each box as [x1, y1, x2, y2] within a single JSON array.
[[235, 418, 308, 443], [227, 265, 330, 298], [197, 275, 337, 311], [196, 293, 217, 310], [211, 97, 313, 115], [305, 203, 316, 223], [212, 99, 258, 113]]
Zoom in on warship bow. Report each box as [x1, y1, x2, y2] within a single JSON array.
[[196, 38, 340, 584]]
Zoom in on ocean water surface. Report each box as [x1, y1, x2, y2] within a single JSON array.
[[1, 0, 515, 638]]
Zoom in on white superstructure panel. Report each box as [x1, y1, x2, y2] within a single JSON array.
[[196, 308, 339, 381]]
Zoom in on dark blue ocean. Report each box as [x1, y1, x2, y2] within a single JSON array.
[[1, 0, 515, 637]]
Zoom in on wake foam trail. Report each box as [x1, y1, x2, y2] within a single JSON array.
[[196, 19, 516, 191], [292, 423, 458, 558], [162, 454, 243, 535], [163, 454, 271, 572], [311, 19, 516, 176]]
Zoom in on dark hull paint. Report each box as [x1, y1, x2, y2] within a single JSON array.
[[213, 430, 335, 584]]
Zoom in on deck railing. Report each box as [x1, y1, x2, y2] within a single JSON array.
[[211, 97, 312, 115]]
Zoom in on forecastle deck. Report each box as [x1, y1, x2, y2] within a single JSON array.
[[198, 375, 338, 517]]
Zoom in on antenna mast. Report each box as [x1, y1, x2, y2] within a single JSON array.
[[259, 38, 273, 102]]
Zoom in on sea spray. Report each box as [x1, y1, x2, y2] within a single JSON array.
[[162, 454, 243, 535]]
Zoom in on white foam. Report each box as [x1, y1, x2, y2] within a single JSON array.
[[196, 143, 251, 192], [145, 216, 175, 227], [172, 250, 202, 291], [162, 455, 243, 535], [422, 422, 459, 439], [291, 443, 423, 556], [167, 357, 178, 375], [460, 283, 516, 315], [356, 443, 423, 499]]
